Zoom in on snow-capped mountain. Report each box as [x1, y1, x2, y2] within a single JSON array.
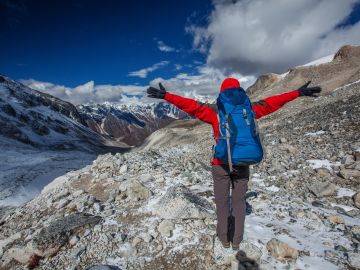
[[0, 75, 125, 152], [77, 102, 190, 146]]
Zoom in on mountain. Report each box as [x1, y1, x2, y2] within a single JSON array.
[[0, 75, 128, 207], [77, 102, 190, 146], [247, 45, 360, 99], [0, 46, 359, 270], [0, 75, 127, 152]]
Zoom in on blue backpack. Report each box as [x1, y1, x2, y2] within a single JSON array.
[[214, 87, 263, 169]]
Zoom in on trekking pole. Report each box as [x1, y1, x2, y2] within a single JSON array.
[[225, 115, 234, 189]]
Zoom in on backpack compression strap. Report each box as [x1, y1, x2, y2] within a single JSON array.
[[216, 113, 233, 174]]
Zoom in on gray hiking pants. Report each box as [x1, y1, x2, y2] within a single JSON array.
[[211, 164, 249, 245]]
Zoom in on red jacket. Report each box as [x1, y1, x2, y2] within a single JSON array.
[[164, 89, 300, 164]]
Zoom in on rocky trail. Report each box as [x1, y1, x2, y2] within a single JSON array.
[[1, 45, 360, 269], [0, 75, 359, 269]]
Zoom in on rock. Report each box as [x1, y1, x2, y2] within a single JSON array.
[[153, 184, 215, 220], [118, 242, 135, 258], [344, 155, 355, 165], [87, 266, 121, 270], [348, 252, 360, 268], [69, 235, 79, 246], [327, 215, 345, 224], [355, 151, 360, 161], [56, 198, 70, 209], [6, 247, 30, 264], [132, 237, 142, 247], [353, 192, 360, 208], [339, 169, 360, 179], [315, 168, 331, 177], [351, 225, 360, 241], [309, 182, 337, 197], [158, 220, 174, 237], [119, 165, 128, 174], [119, 179, 152, 202], [280, 138, 287, 143], [31, 213, 101, 257], [93, 202, 102, 212], [0, 232, 21, 257], [266, 238, 298, 261], [239, 241, 263, 261]]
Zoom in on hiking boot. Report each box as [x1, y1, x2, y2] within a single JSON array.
[[221, 241, 230, 248], [232, 243, 240, 251]]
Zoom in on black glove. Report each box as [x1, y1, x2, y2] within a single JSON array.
[[298, 81, 322, 96], [147, 83, 166, 99]]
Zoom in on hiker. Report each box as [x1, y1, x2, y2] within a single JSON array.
[[146, 78, 321, 250]]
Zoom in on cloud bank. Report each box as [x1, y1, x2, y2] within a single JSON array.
[[188, 0, 360, 75], [21, 79, 147, 105]]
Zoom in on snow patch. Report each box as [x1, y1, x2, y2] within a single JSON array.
[[305, 130, 326, 136], [336, 188, 356, 198]]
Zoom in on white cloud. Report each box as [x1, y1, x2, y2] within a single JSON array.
[[21, 79, 147, 105], [21, 66, 255, 105], [188, 0, 360, 75], [157, 40, 178, 52], [128, 61, 170, 78], [150, 65, 256, 102]]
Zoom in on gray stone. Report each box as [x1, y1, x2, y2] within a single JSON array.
[[266, 238, 298, 261], [353, 192, 360, 208], [153, 184, 215, 220], [309, 182, 337, 197], [119, 179, 152, 202], [31, 213, 101, 257], [339, 169, 360, 179], [348, 252, 360, 268], [158, 220, 174, 237]]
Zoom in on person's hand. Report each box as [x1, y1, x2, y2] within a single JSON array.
[[298, 81, 322, 96], [147, 83, 166, 99]]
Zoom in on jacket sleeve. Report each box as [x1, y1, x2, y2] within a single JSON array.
[[252, 90, 300, 119], [163, 92, 217, 124]]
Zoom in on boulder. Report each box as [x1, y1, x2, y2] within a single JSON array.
[[327, 215, 344, 224], [308, 182, 337, 197], [339, 169, 360, 179], [266, 238, 298, 261], [353, 192, 360, 208], [348, 252, 360, 269], [31, 213, 101, 257], [158, 220, 174, 237], [152, 184, 215, 220], [119, 179, 152, 201]]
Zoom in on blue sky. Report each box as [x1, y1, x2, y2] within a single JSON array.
[[0, 0, 212, 87], [1, 0, 360, 104]]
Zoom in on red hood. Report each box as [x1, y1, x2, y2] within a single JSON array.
[[220, 77, 240, 92]]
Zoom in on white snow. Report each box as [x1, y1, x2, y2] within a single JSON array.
[[305, 130, 326, 136], [336, 188, 356, 198], [301, 54, 334, 67], [265, 185, 280, 192], [307, 159, 339, 170], [330, 203, 357, 212]]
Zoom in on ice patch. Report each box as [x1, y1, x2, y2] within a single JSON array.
[[336, 188, 356, 198], [305, 130, 326, 136], [331, 203, 357, 212], [307, 159, 339, 170], [266, 185, 280, 192]]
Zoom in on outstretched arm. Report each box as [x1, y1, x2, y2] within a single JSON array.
[[252, 81, 321, 119], [147, 83, 217, 124], [252, 90, 299, 119]]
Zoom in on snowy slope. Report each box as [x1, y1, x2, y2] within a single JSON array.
[[0, 75, 126, 151]]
